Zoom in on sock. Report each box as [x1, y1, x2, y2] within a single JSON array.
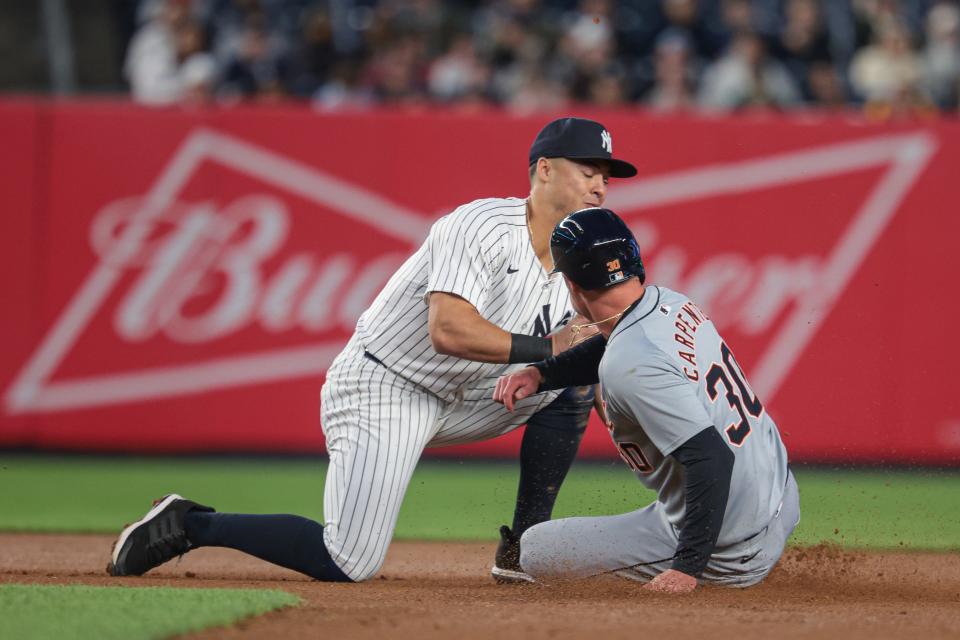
[[184, 511, 352, 582], [511, 385, 593, 537]]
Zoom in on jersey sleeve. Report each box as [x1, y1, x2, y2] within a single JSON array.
[[604, 346, 713, 456], [424, 209, 499, 311]]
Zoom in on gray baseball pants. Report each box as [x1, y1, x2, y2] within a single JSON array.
[[520, 470, 800, 587]]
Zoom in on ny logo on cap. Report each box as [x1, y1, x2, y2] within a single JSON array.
[[601, 130, 612, 154]]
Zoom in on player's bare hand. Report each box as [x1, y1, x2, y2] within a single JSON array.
[[643, 569, 697, 594], [550, 315, 599, 355], [493, 367, 543, 412]]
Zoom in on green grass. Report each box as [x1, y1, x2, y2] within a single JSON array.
[[0, 584, 298, 640], [0, 456, 957, 550]]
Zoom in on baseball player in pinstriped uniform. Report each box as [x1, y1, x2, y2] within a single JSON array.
[[494, 208, 799, 593], [106, 118, 639, 583]]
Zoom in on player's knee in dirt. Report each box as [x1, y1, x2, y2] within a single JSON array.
[[324, 527, 390, 582], [518, 522, 562, 579]]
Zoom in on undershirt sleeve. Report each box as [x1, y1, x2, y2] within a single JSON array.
[[669, 426, 735, 577], [533, 334, 607, 390]]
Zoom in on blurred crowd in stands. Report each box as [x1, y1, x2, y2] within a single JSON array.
[[123, 0, 960, 117]]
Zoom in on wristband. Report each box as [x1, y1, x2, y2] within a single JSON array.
[[508, 334, 552, 364]]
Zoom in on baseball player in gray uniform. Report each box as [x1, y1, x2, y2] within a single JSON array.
[[494, 208, 799, 593], [107, 118, 639, 583]]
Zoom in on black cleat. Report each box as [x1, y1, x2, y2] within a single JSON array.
[[107, 494, 214, 577], [490, 525, 535, 584]]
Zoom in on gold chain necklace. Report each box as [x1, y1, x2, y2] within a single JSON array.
[[568, 303, 633, 347]]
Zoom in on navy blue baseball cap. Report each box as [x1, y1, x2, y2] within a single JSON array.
[[528, 117, 637, 178]]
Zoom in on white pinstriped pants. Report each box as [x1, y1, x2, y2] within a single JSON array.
[[319, 336, 557, 581]]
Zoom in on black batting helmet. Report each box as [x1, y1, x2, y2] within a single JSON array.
[[550, 208, 645, 290]]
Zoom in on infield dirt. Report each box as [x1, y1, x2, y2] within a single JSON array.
[[2, 533, 958, 639]]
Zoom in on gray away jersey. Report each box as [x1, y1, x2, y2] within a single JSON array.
[[599, 286, 790, 548], [355, 197, 573, 402]]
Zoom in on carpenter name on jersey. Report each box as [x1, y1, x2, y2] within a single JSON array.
[[599, 286, 790, 548], [356, 198, 573, 402]]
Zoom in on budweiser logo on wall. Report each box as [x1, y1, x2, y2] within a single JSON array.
[[3, 127, 937, 422], [5, 129, 432, 414]]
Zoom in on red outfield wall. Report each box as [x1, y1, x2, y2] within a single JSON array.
[[1, 99, 958, 464]]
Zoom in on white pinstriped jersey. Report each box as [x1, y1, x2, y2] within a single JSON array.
[[355, 197, 574, 402]]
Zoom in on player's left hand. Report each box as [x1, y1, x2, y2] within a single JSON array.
[[643, 569, 697, 594]]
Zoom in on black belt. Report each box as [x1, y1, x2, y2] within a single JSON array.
[[363, 350, 384, 366]]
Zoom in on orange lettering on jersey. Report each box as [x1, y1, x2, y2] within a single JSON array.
[[676, 315, 697, 335], [685, 309, 702, 327], [674, 333, 695, 350], [682, 301, 710, 324], [599, 396, 614, 431], [675, 307, 700, 380]]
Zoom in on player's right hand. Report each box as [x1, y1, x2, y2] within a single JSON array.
[[643, 569, 697, 594], [493, 367, 544, 412]]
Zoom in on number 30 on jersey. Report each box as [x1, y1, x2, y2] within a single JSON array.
[[706, 342, 764, 447]]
